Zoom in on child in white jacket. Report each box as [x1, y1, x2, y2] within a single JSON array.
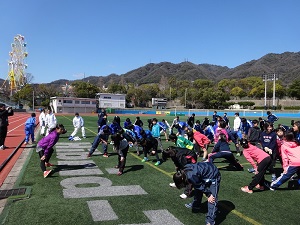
[[69, 112, 86, 140]]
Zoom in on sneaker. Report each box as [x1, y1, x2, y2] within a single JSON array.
[[169, 182, 177, 188], [45, 162, 54, 167], [255, 184, 265, 191], [103, 153, 109, 158], [141, 158, 149, 162], [271, 174, 277, 182], [154, 161, 161, 166], [82, 136, 86, 139], [241, 186, 253, 194], [117, 171, 123, 176], [43, 170, 52, 178], [24, 142, 28, 145], [185, 203, 193, 209], [248, 168, 255, 173], [136, 151, 140, 156], [87, 153, 91, 158], [236, 153, 241, 157], [0, 145, 3, 150], [184, 202, 200, 210], [180, 193, 188, 199]]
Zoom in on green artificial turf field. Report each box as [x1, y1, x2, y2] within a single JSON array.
[[1, 114, 299, 225]]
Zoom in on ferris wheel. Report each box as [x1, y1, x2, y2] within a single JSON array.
[[8, 34, 28, 92]]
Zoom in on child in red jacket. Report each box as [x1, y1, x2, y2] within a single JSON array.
[[187, 129, 210, 161]]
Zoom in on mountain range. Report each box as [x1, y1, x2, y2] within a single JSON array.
[[2, 51, 299, 88]]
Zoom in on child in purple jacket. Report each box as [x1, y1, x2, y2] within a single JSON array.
[[36, 124, 67, 178]]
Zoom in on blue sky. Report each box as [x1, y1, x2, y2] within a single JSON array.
[[0, 0, 299, 84]]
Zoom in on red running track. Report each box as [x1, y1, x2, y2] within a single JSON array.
[[0, 112, 33, 186]]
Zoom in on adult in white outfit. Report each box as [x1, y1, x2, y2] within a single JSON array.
[[69, 112, 86, 140], [39, 108, 46, 136], [45, 108, 57, 136]]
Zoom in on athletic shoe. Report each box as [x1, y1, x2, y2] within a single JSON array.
[[154, 161, 161, 166], [180, 193, 188, 199], [45, 162, 54, 167], [103, 153, 109, 158], [185, 203, 193, 209], [0, 145, 3, 150], [241, 186, 253, 194], [141, 158, 149, 162], [114, 165, 119, 169], [82, 136, 86, 139], [43, 170, 52, 178], [117, 171, 123, 176], [236, 153, 241, 157], [271, 174, 277, 182], [248, 168, 255, 173], [87, 153, 91, 158], [169, 183, 177, 188], [23, 142, 28, 145], [255, 184, 265, 191], [68, 136, 74, 141], [185, 203, 201, 211]]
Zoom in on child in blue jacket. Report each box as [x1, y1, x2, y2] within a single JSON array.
[[24, 113, 36, 145], [173, 162, 221, 225]]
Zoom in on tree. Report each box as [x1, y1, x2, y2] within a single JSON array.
[[11, 84, 34, 107], [287, 79, 300, 99], [35, 84, 59, 107], [72, 81, 100, 98], [230, 87, 247, 99]]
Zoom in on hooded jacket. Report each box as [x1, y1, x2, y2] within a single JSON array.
[[281, 141, 300, 171]]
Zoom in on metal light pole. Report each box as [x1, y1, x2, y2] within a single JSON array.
[[262, 73, 278, 110], [32, 90, 34, 112]]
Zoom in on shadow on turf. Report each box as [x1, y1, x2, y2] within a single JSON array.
[[124, 165, 144, 174], [52, 164, 97, 173], [192, 200, 235, 225]]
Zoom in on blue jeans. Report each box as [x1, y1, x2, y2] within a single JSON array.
[[192, 175, 221, 225], [271, 166, 300, 188], [89, 134, 109, 155]]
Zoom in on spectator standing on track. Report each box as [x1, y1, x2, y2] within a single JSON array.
[[24, 113, 36, 145], [45, 108, 57, 136], [39, 108, 46, 136], [36, 124, 67, 178], [69, 112, 86, 140], [0, 104, 14, 150]]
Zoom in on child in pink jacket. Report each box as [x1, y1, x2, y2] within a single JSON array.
[[270, 132, 300, 190], [240, 139, 271, 193]]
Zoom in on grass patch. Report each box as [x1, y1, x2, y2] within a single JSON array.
[[1, 114, 299, 225]]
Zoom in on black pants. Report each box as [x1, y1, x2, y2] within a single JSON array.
[[0, 126, 8, 146], [118, 146, 129, 173], [249, 156, 271, 190], [38, 148, 54, 172]]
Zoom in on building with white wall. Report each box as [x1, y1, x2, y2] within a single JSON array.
[[50, 97, 97, 113], [95, 93, 126, 109]]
